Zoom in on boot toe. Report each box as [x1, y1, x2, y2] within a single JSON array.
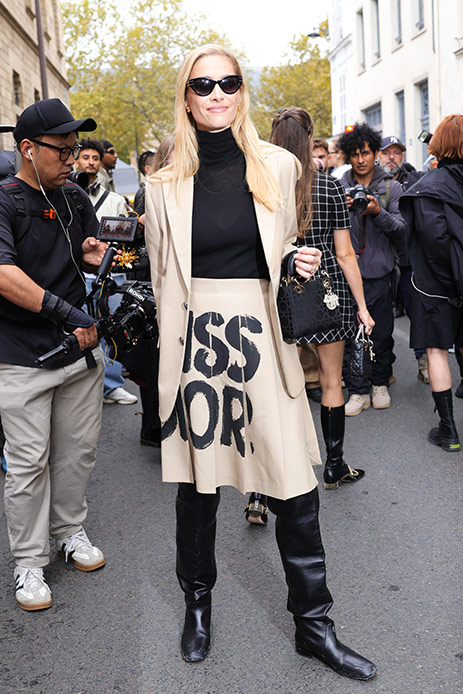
[[295, 622, 378, 681], [181, 604, 211, 662]]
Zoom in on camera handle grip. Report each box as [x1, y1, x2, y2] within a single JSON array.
[[92, 244, 119, 292], [35, 324, 102, 368]]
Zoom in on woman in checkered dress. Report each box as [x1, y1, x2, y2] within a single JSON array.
[[271, 108, 374, 491]]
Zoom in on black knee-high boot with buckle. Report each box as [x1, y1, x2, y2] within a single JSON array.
[[429, 389, 461, 452], [267, 489, 377, 680], [176, 483, 220, 662], [321, 404, 365, 489]]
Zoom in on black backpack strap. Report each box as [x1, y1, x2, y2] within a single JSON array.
[[0, 181, 32, 244], [93, 189, 110, 214]]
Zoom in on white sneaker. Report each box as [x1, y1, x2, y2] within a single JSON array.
[[14, 566, 52, 611], [56, 528, 105, 572], [103, 387, 138, 405], [372, 385, 391, 409], [345, 394, 371, 416]]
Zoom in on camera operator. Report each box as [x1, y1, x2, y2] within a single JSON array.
[[75, 138, 137, 406], [0, 98, 109, 612], [339, 123, 406, 414]]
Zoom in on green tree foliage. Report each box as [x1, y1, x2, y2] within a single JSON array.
[[62, 0, 229, 160], [251, 28, 331, 141]]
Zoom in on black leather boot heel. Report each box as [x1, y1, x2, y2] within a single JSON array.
[[176, 483, 220, 663], [244, 492, 268, 524], [429, 389, 461, 452], [321, 405, 365, 489], [295, 618, 377, 680]]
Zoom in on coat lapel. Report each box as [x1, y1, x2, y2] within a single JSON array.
[[163, 176, 193, 291]]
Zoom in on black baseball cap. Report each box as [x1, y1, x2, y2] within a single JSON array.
[[379, 136, 406, 152], [100, 140, 115, 151], [13, 98, 97, 144]]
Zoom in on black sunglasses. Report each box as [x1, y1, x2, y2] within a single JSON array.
[[29, 139, 82, 161], [186, 75, 242, 97], [106, 148, 116, 155]]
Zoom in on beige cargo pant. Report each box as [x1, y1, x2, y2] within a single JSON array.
[[0, 348, 104, 568]]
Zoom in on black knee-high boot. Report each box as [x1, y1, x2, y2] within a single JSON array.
[[267, 489, 377, 680], [429, 389, 461, 452], [320, 405, 365, 489], [176, 483, 220, 662]]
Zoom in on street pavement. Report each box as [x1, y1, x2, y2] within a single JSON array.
[[1, 315, 462, 694]]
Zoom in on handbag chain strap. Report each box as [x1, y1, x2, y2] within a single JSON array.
[[355, 325, 375, 362]]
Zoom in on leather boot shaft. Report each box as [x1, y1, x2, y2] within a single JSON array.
[[268, 488, 333, 620], [320, 404, 345, 465]]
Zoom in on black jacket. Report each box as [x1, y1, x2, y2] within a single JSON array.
[[399, 160, 463, 301], [341, 166, 406, 279]]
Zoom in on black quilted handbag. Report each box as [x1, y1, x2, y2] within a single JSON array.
[[348, 325, 375, 378], [277, 252, 342, 343]]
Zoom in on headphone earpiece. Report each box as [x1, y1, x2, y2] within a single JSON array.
[[27, 149, 32, 160]]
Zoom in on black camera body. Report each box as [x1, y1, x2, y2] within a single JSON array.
[[345, 183, 371, 212], [101, 280, 157, 355]]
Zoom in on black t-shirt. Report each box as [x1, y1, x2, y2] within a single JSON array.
[[0, 176, 99, 367]]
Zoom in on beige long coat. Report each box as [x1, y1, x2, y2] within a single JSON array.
[[144, 143, 308, 424]]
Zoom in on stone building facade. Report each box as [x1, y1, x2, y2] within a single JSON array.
[[0, 0, 69, 150], [328, 0, 463, 169]]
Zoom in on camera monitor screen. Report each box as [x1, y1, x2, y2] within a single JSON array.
[[97, 216, 138, 243]]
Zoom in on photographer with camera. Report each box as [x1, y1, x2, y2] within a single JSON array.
[[339, 123, 406, 414], [0, 98, 109, 611]]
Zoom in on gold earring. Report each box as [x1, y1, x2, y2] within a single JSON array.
[[237, 103, 240, 112], [186, 105, 191, 113]]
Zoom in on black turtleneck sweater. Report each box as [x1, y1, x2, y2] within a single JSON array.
[[191, 128, 269, 280]]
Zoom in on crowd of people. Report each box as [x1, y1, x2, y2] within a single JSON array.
[[1, 41, 463, 684]]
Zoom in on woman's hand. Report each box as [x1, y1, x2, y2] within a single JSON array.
[[357, 306, 375, 335], [294, 247, 322, 279]]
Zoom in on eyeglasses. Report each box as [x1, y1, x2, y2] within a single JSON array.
[[105, 149, 116, 155], [29, 139, 82, 161], [186, 75, 242, 97]]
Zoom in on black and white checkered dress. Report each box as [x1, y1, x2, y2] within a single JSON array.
[[296, 172, 356, 344]]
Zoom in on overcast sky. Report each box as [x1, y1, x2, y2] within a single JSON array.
[[180, 0, 328, 67]]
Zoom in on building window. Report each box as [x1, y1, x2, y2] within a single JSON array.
[[34, 89, 41, 102], [372, 0, 381, 59], [393, 0, 402, 45], [12, 71, 22, 107], [415, 0, 424, 31], [419, 79, 429, 164], [339, 73, 346, 131], [364, 102, 382, 131], [358, 9, 366, 69], [396, 91, 406, 145]]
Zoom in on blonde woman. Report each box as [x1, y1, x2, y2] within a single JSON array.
[[144, 44, 376, 680]]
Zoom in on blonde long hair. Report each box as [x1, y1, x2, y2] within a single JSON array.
[[154, 44, 282, 211]]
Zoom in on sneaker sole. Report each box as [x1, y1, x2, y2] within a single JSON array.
[[16, 597, 52, 611], [103, 399, 136, 405], [372, 401, 391, 409], [427, 435, 461, 452], [57, 550, 106, 572], [345, 401, 370, 417]]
